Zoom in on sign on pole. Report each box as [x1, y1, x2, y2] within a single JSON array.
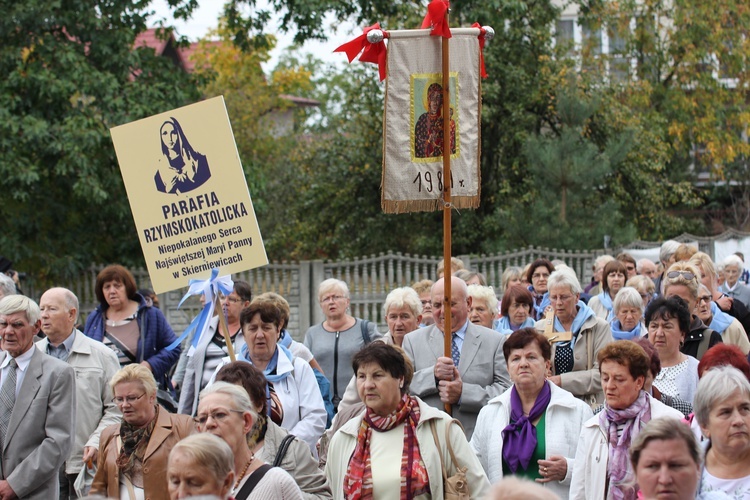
[[110, 96, 268, 294]]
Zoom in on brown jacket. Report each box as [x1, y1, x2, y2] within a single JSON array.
[[90, 408, 195, 500]]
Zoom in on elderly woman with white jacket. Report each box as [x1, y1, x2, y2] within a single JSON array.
[[570, 340, 683, 500], [471, 328, 592, 499], [212, 300, 326, 453], [325, 343, 490, 499]]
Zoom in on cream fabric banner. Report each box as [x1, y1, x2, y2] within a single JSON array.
[[110, 96, 268, 293], [382, 29, 481, 213]]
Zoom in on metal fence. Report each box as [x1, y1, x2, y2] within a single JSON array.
[[32, 229, 750, 341]]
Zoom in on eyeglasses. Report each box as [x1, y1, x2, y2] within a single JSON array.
[[667, 271, 696, 281], [532, 273, 550, 279], [549, 295, 574, 303], [112, 393, 146, 405], [194, 409, 244, 426], [697, 295, 712, 304], [222, 296, 242, 304], [320, 295, 345, 303]]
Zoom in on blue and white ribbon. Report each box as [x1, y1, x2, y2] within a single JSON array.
[[166, 268, 234, 351]]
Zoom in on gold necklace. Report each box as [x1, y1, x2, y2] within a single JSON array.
[[233, 455, 255, 490]]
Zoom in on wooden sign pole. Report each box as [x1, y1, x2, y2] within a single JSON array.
[[441, 7, 452, 416], [215, 294, 236, 362]]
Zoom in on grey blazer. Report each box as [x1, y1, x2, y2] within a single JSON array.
[[402, 322, 511, 438], [0, 348, 76, 499]]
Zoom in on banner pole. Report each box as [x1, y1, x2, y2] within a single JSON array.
[[215, 294, 237, 362], [441, 6, 452, 416]]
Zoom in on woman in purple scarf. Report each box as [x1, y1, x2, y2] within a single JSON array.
[[471, 329, 593, 499], [569, 341, 684, 500]]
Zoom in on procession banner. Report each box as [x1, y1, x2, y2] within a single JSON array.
[[382, 29, 482, 213], [110, 96, 268, 294]]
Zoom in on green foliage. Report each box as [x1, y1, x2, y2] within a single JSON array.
[[0, 0, 201, 281]]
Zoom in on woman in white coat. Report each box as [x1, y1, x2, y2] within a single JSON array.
[[214, 300, 326, 453], [570, 341, 683, 500], [471, 328, 592, 499], [325, 343, 490, 499]]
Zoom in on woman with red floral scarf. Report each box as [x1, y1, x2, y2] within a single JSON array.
[[325, 343, 489, 499]]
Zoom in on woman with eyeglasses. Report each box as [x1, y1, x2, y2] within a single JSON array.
[[588, 260, 628, 321], [535, 267, 613, 406], [91, 364, 196, 499], [695, 284, 750, 355], [690, 251, 750, 342], [215, 361, 332, 499], [304, 278, 382, 409], [662, 262, 723, 361], [196, 382, 303, 499], [526, 259, 555, 320], [178, 280, 253, 416]]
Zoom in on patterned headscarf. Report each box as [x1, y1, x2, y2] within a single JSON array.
[[116, 404, 159, 476]]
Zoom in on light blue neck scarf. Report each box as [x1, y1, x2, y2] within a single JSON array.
[[610, 319, 642, 340], [709, 302, 734, 334]]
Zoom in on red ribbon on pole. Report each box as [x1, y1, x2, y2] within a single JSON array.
[[472, 22, 488, 78], [333, 23, 388, 81], [421, 0, 452, 38]]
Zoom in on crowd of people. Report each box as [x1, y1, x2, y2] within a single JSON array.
[[2, 242, 750, 499]]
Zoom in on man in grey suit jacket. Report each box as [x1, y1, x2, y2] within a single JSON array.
[[402, 276, 510, 438], [37, 288, 120, 499], [0, 295, 76, 499]]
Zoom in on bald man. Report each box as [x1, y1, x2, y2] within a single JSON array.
[[37, 288, 120, 499], [402, 277, 510, 437]]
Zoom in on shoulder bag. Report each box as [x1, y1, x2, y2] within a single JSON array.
[[429, 418, 470, 500], [273, 434, 296, 467]]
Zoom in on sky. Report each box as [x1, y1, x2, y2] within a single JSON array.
[[149, 0, 353, 72]]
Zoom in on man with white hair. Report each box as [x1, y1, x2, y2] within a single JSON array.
[[402, 276, 511, 438], [37, 287, 121, 499], [720, 255, 750, 310], [0, 295, 75, 499], [636, 258, 658, 280]]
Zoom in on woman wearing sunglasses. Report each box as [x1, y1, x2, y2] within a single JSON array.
[[662, 262, 723, 361]]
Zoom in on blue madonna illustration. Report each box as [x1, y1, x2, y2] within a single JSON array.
[[154, 117, 211, 194]]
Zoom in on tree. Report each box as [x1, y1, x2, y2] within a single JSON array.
[[222, 0, 712, 257], [0, 0, 201, 281], [578, 0, 750, 228]]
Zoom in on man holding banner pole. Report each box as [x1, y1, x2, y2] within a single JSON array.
[[403, 277, 510, 438]]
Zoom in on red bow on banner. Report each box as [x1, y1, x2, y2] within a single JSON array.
[[421, 0, 452, 38], [334, 23, 388, 81], [472, 22, 488, 78]]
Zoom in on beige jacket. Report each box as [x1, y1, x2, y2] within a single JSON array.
[[36, 330, 121, 474], [325, 397, 490, 500], [536, 313, 613, 405]]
